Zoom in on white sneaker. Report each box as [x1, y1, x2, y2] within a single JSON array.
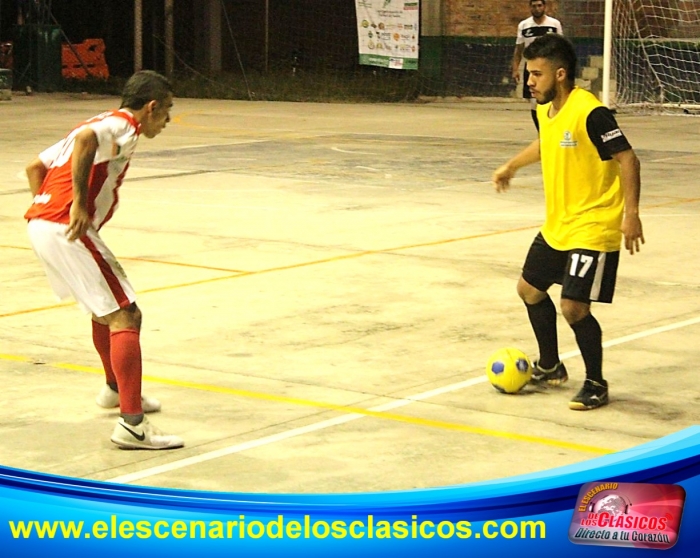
[[110, 416, 184, 450], [96, 384, 161, 413]]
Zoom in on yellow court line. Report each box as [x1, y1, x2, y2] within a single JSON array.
[[0, 301, 76, 318], [0, 245, 248, 274], [121, 257, 248, 273], [0, 352, 613, 455], [0, 244, 31, 251], [0, 225, 539, 318], [0, 199, 689, 316], [644, 197, 700, 209], [4, 193, 698, 318]]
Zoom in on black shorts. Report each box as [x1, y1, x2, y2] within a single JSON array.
[[522, 233, 620, 304], [522, 67, 531, 100]]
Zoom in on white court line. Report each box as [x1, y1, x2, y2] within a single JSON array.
[[164, 141, 268, 149], [454, 156, 515, 160], [331, 147, 374, 155], [129, 201, 300, 210], [107, 315, 700, 485], [649, 154, 697, 163]]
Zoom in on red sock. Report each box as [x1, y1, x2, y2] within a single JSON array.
[[92, 320, 116, 385], [109, 329, 143, 415]]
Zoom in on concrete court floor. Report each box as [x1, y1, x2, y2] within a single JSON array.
[[1, 93, 699, 493]]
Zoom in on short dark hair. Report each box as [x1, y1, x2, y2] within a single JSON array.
[[523, 34, 577, 86], [120, 70, 173, 110], [530, 0, 545, 4]]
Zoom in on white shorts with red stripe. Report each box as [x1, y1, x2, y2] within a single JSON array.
[[27, 219, 136, 317]]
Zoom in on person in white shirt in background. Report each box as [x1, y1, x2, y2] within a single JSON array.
[[512, 0, 563, 130]]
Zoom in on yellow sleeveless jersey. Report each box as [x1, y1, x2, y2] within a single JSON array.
[[537, 87, 625, 252]]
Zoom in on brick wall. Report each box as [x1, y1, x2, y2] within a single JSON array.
[[557, 0, 605, 38], [424, 1, 700, 97], [442, 0, 700, 39], [441, 0, 623, 39], [431, 1, 606, 98], [677, 1, 700, 35], [630, 0, 700, 38]]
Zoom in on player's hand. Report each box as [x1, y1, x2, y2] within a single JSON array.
[[492, 164, 515, 193], [512, 71, 520, 83], [621, 213, 644, 255], [66, 203, 92, 241]]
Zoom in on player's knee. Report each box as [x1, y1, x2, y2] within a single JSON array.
[[128, 303, 143, 329], [91, 314, 109, 326], [560, 299, 589, 324], [106, 303, 142, 330], [517, 277, 545, 304]]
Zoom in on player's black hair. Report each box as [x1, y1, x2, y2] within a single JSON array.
[[120, 70, 173, 110], [523, 33, 577, 87]]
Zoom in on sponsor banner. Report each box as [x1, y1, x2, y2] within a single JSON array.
[[355, 1, 419, 70], [2, 426, 700, 556], [569, 482, 685, 549]]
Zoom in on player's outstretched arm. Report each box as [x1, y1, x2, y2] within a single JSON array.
[[614, 148, 644, 255], [492, 139, 541, 193], [493, 163, 516, 193]]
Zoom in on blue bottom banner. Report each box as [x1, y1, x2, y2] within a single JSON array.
[[2, 426, 700, 556]]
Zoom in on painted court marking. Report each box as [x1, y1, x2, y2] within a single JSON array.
[[103, 314, 700, 485], [4, 195, 700, 481], [0, 351, 613, 457], [0, 224, 540, 319]]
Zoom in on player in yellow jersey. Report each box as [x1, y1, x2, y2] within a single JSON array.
[[492, 34, 644, 410]]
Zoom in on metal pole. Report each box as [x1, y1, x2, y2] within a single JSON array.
[[602, 0, 613, 107], [165, 0, 174, 78], [134, 0, 143, 72], [206, 0, 222, 75], [264, 0, 269, 73]]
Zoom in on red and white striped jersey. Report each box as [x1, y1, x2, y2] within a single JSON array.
[[24, 109, 141, 230]]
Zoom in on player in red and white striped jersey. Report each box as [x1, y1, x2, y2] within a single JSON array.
[[24, 70, 184, 450], [25, 109, 139, 229]]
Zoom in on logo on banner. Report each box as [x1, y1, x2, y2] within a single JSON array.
[[569, 482, 685, 550]]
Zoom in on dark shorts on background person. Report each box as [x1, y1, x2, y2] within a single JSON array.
[[522, 232, 619, 303]]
